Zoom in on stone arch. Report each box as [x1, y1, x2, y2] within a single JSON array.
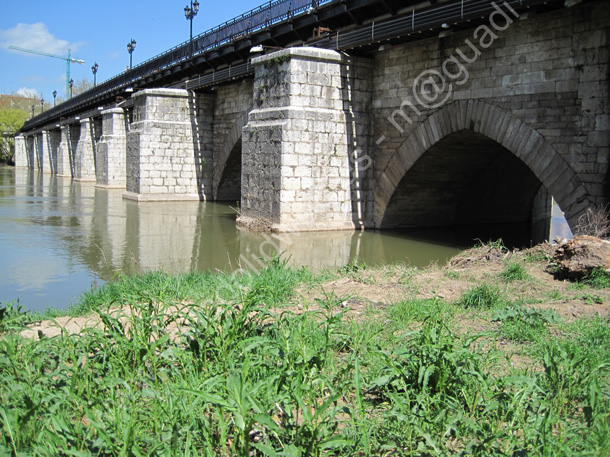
[[213, 111, 248, 200], [374, 100, 591, 231]]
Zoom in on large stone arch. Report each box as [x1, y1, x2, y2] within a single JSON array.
[[213, 111, 248, 200], [374, 100, 592, 231]]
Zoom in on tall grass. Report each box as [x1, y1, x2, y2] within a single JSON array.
[[1, 261, 609, 456]]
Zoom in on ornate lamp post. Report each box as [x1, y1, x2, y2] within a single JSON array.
[[127, 39, 136, 70], [69, 79, 74, 98], [31, 105, 35, 118], [53, 90, 57, 106], [91, 62, 99, 86], [184, 1, 199, 56], [40, 97, 44, 112]]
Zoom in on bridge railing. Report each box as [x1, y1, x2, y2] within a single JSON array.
[[21, 0, 332, 131]]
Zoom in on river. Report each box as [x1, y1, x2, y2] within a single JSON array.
[[0, 167, 471, 312]]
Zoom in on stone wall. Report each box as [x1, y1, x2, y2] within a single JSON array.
[[212, 80, 253, 200], [191, 93, 214, 199], [372, 1, 609, 229]]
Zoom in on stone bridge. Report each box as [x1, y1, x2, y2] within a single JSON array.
[[15, 0, 609, 242]]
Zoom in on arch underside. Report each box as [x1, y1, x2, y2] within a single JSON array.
[[375, 100, 591, 240], [215, 138, 241, 201], [381, 130, 545, 245], [213, 112, 248, 201]]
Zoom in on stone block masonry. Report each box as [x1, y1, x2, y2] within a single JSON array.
[[96, 108, 127, 189], [56, 124, 74, 177], [42, 130, 60, 174], [13, 135, 26, 168], [238, 47, 363, 232], [124, 88, 202, 201], [74, 118, 97, 182]]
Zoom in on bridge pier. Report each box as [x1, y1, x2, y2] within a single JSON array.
[[42, 130, 60, 174], [33, 134, 44, 171], [124, 88, 202, 201], [24, 136, 35, 169], [96, 108, 127, 188], [14, 135, 27, 168], [238, 47, 370, 232], [57, 125, 74, 177], [74, 118, 97, 182]]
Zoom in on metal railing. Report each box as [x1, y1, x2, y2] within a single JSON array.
[[312, 0, 561, 50]]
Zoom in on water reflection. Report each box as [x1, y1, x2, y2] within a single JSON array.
[[0, 168, 461, 312]]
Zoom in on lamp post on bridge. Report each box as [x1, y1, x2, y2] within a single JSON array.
[[53, 90, 57, 106], [91, 62, 98, 86], [40, 97, 44, 113], [127, 39, 136, 70], [69, 79, 74, 98], [184, 0, 199, 57]]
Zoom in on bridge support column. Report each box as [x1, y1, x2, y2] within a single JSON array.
[[14, 135, 27, 168], [74, 118, 96, 182], [124, 88, 201, 201], [96, 108, 127, 188], [57, 125, 73, 177], [42, 130, 60, 174], [238, 47, 362, 232], [24, 136, 34, 169], [33, 134, 44, 171]]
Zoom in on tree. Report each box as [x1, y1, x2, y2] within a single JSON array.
[[0, 108, 28, 164]]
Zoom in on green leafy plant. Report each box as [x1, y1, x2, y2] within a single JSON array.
[[492, 305, 559, 342]]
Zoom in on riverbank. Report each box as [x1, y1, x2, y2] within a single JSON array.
[[1, 242, 609, 455]]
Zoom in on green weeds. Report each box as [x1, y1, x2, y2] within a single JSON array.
[[1, 260, 609, 456], [500, 261, 530, 282], [456, 283, 503, 309]]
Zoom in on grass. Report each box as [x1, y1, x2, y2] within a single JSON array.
[[1, 254, 609, 456], [456, 282, 503, 309], [499, 261, 530, 282]]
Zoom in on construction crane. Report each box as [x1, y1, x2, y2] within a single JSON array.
[[8, 45, 85, 99]]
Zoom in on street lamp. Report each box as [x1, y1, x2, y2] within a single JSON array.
[[184, 0, 199, 56], [53, 90, 57, 106], [91, 62, 98, 86], [127, 39, 136, 69], [40, 97, 44, 112], [31, 105, 35, 118], [69, 79, 74, 98]]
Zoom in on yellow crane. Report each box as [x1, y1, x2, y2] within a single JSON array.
[[8, 46, 85, 99]]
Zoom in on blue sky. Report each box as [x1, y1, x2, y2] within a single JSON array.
[[0, 0, 264, 103]]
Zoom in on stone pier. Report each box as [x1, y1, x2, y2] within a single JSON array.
[[74, 118, 97, 182], [42, 130, 60, 174], [57, 125, 74, 177], [96, 108, 127, 188], [14, 135, 27, 168], [238, 47, 363, 232], [124, 88, 201, 201]]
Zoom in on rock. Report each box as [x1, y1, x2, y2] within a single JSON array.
[[553, 235, 610, 278]]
